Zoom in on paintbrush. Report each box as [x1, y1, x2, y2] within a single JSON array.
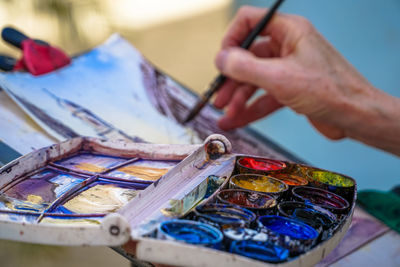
[[182, 0, 285, 124]]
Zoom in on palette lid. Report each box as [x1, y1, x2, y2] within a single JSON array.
[[0, 134, 235, 246]]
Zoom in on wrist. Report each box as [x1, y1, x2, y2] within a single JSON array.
[[345, 85, 400, 155]]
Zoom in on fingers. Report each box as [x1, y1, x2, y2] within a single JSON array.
[[221, 6, 294, 49], [215, 47, 289, 92], [249, 37, 281, 58], [214, 37, 281, 110], [213, 79, 238, 109], [218, 93, 283, 131], [225, 84, 257, 119]]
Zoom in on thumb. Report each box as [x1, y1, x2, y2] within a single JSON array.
[[215, 47, 287, 90]]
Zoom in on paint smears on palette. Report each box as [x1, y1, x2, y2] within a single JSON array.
[[0, 135, 357, 267], [0, 145, 180, 225]]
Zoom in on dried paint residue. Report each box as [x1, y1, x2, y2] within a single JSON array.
[[40, 217, 101, 225], [117, 165, 169, 181], [63, 184, 138, 214], [75, 162, 107, 173], [1, 194, 48, 212], [232, 176, 286, 193], [310, 171, 354, 187]]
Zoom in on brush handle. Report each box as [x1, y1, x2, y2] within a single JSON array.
[[183, 0, 285, 124], [240, 0, 285, 49]]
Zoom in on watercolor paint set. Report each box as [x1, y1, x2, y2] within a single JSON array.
[[0, 134, 356, 266]]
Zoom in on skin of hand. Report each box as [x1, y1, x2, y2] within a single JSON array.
[[214, 6, 400, 156]]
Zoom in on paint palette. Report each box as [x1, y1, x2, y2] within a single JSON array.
[[0, 135, 356, 266]]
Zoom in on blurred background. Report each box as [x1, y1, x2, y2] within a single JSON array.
[[0, 0, 399, 266]]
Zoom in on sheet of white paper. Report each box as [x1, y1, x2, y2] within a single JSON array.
[[0, 34, 200, 145], [0, 90, 55, 154]]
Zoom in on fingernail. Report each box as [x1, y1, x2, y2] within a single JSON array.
[[215, 50, 228, 71]]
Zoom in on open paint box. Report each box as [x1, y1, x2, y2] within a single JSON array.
[[0, 134, 356, 266]]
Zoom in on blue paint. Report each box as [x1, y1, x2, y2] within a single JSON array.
[[230, 240, 289, 263], [278, 201, 337, 231], [223, 227, 268, 243], [258, 215, 319, 240], [158, 220, 223, 248], [51, 205, 74, 214]]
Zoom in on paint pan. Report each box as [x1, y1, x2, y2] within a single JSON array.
[[194, 203, 256, 229], [61, 182, 141, 214], [229, 174, 288, 199], [216, 189, 277, 215], [307, 170, 355, 202], [54, 152, 127, 174], [157, 220, 223, 249], [107, 159, 179, 181], [3, 168, 87, 205], [277, 201, 337, 241], [223, 227, 268, 249], [230, 240, 289, 263], [292, 186, 350, 214], [258, 215, 319, 256], [236, 157, 287, 176]]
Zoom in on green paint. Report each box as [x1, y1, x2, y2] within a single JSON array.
[[310, 171, 354, 187]]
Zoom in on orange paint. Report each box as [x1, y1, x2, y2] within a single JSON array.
[[118, 165, 169, 181], [75, 162, 106, 173]]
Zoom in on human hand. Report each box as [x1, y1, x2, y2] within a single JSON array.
[[214, 6, 395, 144]]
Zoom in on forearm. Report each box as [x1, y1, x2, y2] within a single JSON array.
[[344, 85, 400, 155]]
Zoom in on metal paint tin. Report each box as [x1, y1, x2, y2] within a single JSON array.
[[236, 157, 287, 176], [229, 174, 289, 199], [292, 186, 350, 214], [307, 170, 355, 202], [277, 201, 337, 241], [216, 189, 277, 215], [258, 215, 319, 256], [158, 220, 223, 249], [194, 203, 256, 228], [230, 240, 289, 263]]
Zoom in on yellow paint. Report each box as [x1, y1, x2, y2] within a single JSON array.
[[26, 194, 44, 204], [64, 184, 138, 214], [118, 165, 169, 181], [232, 176, 285, 193], [75, 162, 107, 173], [40, 218, 101, 225]]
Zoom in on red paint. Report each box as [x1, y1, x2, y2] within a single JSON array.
[[239, 158, 285, 171]]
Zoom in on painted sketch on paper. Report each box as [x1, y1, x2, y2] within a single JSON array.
[[0, 34, 295, 160]]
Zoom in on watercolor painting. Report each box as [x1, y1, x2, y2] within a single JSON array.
[[0, 34, 299, 161]]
